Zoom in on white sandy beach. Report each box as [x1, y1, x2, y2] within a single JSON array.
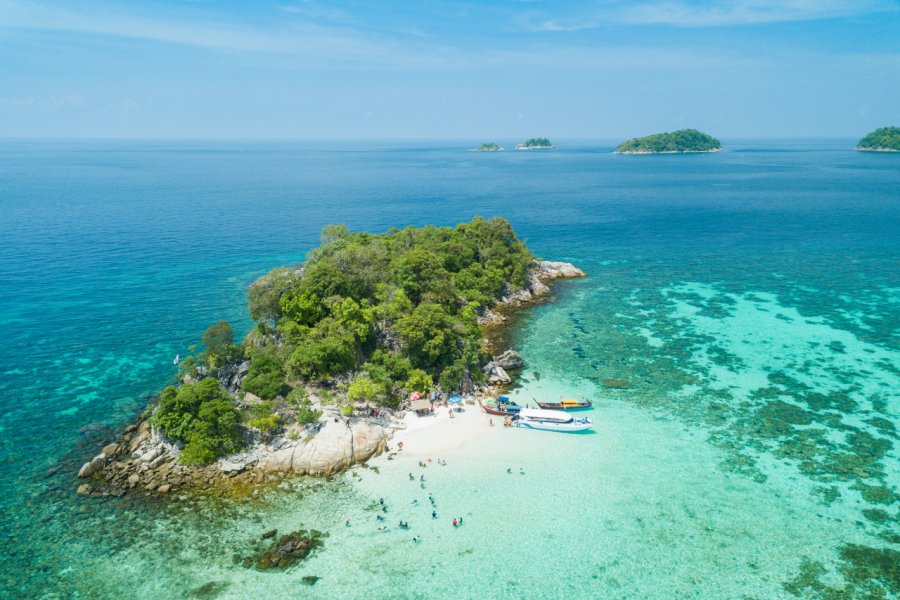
[[380, 401, 497, 461]]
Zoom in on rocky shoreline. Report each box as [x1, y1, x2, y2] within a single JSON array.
[[74, 260, 585, 499]]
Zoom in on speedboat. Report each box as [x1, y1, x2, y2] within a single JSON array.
[[535, 397, 592, 411], [513, 408, 593, 432]]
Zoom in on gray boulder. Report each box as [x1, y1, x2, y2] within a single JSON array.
[[77, 454, 107, 478], [493, 350, 523, 370]]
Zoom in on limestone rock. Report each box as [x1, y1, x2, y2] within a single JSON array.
[[487, 365, 511, 385], [127, 474, 140, 484], [156, 484, 171, 494], [260, 419, 388, 476], [102, 443, 120, 456], [221, 460, 246, 474], [535, 260, 586, 281], [77, 483, 92, 495], [493, 350, 523, 370], [77, 454, 107, 478], [477, 308, 507, 327]]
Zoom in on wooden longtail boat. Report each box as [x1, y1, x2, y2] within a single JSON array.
[[535, 398, 593, 411], [478, 399, 523, 416]]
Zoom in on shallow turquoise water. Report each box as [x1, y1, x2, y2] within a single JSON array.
[[0, 139, 897, 597]]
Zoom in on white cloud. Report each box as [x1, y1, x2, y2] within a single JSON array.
[[518, 0, 897, 30]]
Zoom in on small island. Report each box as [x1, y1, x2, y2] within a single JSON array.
[[516, 137, 554, 150], [74, 217, 584, 498], [616, 129, 721, 154], [856, 126, 900, 152], [472, 143, 504, 152]]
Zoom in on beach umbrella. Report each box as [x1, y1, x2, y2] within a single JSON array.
[[410, 391, 421, 401], [447, 395, 462, 404]]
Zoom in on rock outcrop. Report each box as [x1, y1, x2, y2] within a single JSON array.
[[493, 349, 523, 370], [74, 414, 389, 498], [260, 418, 389, 476], [487, 260, 586, 313]]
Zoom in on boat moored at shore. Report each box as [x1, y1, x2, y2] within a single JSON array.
[[513, 408, 593, 432], [478, 396, 523, 416], [535, 397, 593, 411]]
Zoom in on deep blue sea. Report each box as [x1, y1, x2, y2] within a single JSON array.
[[0, 139, 897, 598]]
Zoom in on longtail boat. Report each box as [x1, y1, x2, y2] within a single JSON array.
[[478, 397, 523, 416], [535, 397, 593, 411]]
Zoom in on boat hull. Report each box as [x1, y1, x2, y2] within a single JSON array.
[[478, 400, 521, 417], [514, 420, 593, 432], [535, 402, 592, 411]]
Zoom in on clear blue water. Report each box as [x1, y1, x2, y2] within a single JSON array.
[[0, 139, 897, 597]]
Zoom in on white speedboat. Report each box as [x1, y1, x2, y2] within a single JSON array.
[[513, 408, 593, 432]]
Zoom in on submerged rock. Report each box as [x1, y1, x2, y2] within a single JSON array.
[[243, 530, 325, 571]]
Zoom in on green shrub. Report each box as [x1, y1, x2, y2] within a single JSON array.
[[242, 350, 286, 399], [151, 378, 243, 465]]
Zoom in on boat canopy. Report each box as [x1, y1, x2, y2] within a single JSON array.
[[498, 395, 510, 402], [518, 408, 574, 422]]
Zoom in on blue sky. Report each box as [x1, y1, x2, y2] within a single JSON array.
[[0, 0, 898, 138]]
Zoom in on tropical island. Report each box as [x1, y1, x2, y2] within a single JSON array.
[[516, 137, 554, 150], [856, 126, 900, 152], [472, 143, 503, 152], [75, 217, 584, 497], [615, 129, 721, 154]]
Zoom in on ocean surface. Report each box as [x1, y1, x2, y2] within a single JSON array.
[[0, 139, 897, 598]]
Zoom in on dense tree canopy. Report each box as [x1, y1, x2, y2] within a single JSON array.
[[857, 127, 900, 151], [151, 378, 243, 465], [616, 129, 721, 153], [151, 217, 536, 463], [251, 216, 533, 394]]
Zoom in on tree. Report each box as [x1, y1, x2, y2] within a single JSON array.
[[151, 378, 243, 464], [347, 375, 381, 403], [202, 321, 234, 356], [405, 369, 432, 393], [287, 318, 358, 380], [242, 350, 286, 399]]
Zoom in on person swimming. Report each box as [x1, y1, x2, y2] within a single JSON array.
[[432, 511, 437, 519], [452, 518, 458, 527], [409, 473, 414, 481]]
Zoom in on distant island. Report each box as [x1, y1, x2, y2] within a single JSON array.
[[473, 143, 504, 152], [516, 137, 554, 150], [856, 127, 900, 152], [616, 129, 721, 154]]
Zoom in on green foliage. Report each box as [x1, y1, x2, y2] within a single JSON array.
[[857, 126, 900, 151], [340, 405, 354, 416], [405, 369, 433, 393], [248, 267, 304, 323], [285, 386, 309, 408], [151, 378, 243, 465], [243, 217, 534, 395], [475, 143, 502, 151], [616, 129, 721, 153], [285, 386, 322, 424], [520, 137, 552, 148], [347, 375, 381, 402], [241, 350, 286, 399], [246, 401, 281, 433], [202, 321, 234, 355], [287, 318, 359, 380]]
